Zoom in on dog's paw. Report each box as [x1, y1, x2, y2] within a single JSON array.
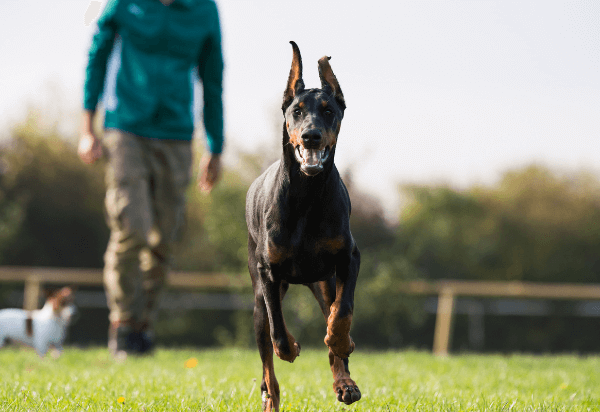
[[333, 379, 361, 405], [262, 390, 279, 412], [273, 340, 301, 363], [324, 333, 355, 359]]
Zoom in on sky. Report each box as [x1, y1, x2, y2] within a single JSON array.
[[1, 0, 599, 218]]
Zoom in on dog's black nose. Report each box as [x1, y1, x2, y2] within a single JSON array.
[[301, 129, 322, 147]]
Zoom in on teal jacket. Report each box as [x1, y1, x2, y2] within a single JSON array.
[[83, 0, 224, 153]]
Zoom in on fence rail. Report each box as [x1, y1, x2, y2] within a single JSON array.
[[0, 266, 250, 317], [1, 267, 599, 355], [401, 280, 600, 355]]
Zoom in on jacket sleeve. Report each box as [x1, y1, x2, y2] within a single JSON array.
[[83, 0, 119, 112], [197, 2, 225, 154]]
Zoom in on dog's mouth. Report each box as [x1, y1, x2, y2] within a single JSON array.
[[294, 146, 331, 176]]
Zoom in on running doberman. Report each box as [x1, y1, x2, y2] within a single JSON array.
[[246, 41, 361, 411]]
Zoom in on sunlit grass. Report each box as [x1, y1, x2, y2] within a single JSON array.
[[0, 347, 598, 411]]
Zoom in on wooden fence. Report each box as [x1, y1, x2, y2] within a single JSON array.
[[1, 266, 600, 355], [401, 280, 600, 355], [0, 266, 249, 312]]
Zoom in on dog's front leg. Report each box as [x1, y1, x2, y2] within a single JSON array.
[[34, 341, 50, 358], [50, 347, 63, 359], [258, 266, 301, 363], [324, 245, 360, 359]]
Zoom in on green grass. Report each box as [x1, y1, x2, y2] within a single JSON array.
[[0, 347, 598, 411]]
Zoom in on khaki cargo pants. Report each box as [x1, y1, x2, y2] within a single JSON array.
[[103, 130, 192, 329]]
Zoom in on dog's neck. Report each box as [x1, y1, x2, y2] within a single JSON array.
[[38, 301, 57, 317]]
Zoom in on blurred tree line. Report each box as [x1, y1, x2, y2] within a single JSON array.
[[1, 112, 599, 352], [396, 168, 600, 284]]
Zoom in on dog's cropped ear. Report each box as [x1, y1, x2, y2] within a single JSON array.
[[318, 56, 346, 110], [283, 41, 305, 111]]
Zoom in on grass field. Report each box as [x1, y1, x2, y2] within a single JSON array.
[[0, 347, 598, 411]]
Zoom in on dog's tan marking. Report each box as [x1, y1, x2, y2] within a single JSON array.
[[298, 101, 305, 108], [321, 100, 328, 107], [315, 235, 345, 254], [330, 352, 350, 382], [322, 128, 338, 148], [325, 300, 355, 359], [289, 126, 337, 153], [288, 128, 302, 147], [263, 355, 280, 412], [267, 241, 291, 265]]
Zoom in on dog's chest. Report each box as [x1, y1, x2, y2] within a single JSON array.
[[267, 228, 346, 283]]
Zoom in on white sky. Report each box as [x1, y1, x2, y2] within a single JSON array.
[[1, 0, 599, 217]]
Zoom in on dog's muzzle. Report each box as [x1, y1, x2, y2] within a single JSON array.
[[294, 146, 331, 176]]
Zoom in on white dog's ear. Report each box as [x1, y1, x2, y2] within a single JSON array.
[[59, 287, 74, 296]]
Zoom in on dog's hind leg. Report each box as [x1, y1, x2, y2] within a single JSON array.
[[308, 279, 361, 405]]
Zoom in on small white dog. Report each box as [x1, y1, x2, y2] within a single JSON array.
[[0, 287, 77, 357]]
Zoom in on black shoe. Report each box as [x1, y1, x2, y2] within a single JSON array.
[[137, 331, 155, 354], [126, 330, 154, 354], [109, 324, 155, 359], [108, 324, 134, 360]]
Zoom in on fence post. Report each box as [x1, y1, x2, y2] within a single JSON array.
[[433, 288, 455, 356], [24, 276, 41, 311]]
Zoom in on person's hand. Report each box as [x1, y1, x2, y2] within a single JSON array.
[[198, 153, 222, 192], [78, 132, 103, 165]]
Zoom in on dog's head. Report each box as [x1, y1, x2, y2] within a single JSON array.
[[47, 287, 78, 323], [282, 41, 346, 177]]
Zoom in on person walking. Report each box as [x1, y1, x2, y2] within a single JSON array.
[[78, 0, 224, 358]]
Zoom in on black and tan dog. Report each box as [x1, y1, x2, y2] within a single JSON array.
[[246, 41, 361, 411]]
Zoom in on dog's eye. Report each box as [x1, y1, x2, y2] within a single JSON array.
[[323, 108, 333, 116], [293, 108, 302, 117]]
